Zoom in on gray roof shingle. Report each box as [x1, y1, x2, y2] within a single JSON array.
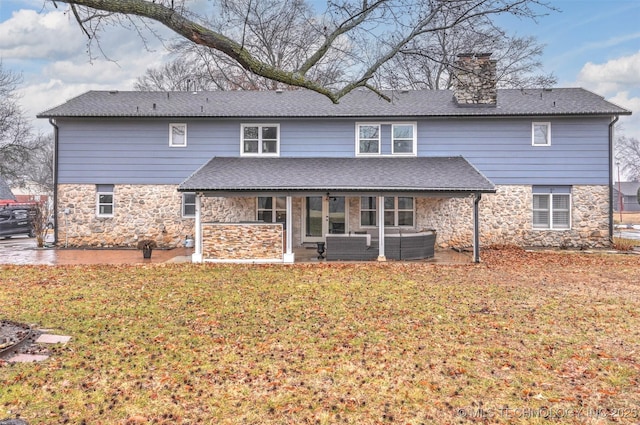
[[178, 156, 496, 193], [0, 177, 16, 202], [37, 88, 631, 119], [614, 182, 640, 196]]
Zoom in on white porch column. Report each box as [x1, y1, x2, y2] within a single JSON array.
[[283, 196, 295, 263], [192, 193, 203, 263], [377, 195, 386, 261]]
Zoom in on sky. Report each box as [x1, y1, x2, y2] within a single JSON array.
[[0, 0, 639, 142]]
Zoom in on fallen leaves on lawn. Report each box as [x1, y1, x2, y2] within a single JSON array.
[[0, 250, 639, 424]]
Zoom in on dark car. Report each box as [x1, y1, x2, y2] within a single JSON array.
[[0, 207, 36, 239]]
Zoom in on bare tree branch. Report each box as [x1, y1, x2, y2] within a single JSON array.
[[49, 0, 554, 102]]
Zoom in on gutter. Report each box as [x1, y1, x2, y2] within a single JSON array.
[[609, 115, 619, 242], [48, 118, 59, 245]]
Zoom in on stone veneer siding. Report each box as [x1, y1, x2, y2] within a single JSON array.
[[58, 184, 610, 250], [202, 223, 283, 261], [56, 184, 253, 248], [414, 185, 610, 249]]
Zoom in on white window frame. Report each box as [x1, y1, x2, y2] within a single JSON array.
[[257, 196, 287, 225], [384, 196, 415, 227], [96, 185, 114, 217], [356, 123, 381, 156], [360, 196, 415, 228], [360, 196, 378, 227], [391, 123, 417, 155], [532, 191, 571, 230], [532, 122, 551, 146], [169, 123, 187, 147], [182, 192, 196, 218], [356, 122, 418, 156], [241, 124, 280, 156]]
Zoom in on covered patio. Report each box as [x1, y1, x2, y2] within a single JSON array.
[[178, 157, 496, 263]]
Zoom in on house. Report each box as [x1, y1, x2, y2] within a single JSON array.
[[37, 54, 631, 263], [613, 182, 640, 212], [0, 176, 17, 205]]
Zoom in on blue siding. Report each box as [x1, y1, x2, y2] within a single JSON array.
[[57, 116, 612, 185], [418, 117, 611, 185]]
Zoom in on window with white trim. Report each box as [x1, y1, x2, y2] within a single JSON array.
[[169, 123, 187, 147], [360, 196, 377, 226], [242, 124, 279, 156], [357, 122, 417, 155], [360, 196, 415, 227], [182, 193, 196, 217], [96, 184, 114, 217], [532, 186, 571, 229], [532, 122, 551, 146], [257, 196, 287, 227], [357, 124, 380, 154], [385, 196, 414, 226], [392, 124, 416, 154]]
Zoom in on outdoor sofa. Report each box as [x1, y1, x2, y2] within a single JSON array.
[[325, 229, 436, 261]]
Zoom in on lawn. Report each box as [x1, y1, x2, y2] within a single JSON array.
[[615, 212, 640, 225], [1, 248, 640, 424]]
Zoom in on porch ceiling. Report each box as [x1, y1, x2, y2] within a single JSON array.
[[178, 156, 496, 196]]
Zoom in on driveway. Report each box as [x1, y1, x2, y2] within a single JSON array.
[[614, 224, 640, 241], [0, 236, 192, 265]]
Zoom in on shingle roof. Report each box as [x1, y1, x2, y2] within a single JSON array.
[[37, 88, 631, 119], [614, 182, 640, 196], [0, 177, 16, 202], [178, 156, 496, 194]]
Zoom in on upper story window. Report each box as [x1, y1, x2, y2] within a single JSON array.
[[242, 124, 279, 156], [392, 124, 416, 154], [96, 184, 114, 217], [532, 122, 551, 146], [169, 123, 187, 147], [356, 122, 417, 156], [182, 192, 196, 217], [357, 124, 380, 155]]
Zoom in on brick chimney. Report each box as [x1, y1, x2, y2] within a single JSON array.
[[452, 53, 497, 106]]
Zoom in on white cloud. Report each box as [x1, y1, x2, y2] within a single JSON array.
[[1, 7, 172, 132], [576, 50, 640, 95], [0, 9, 85, 59], [609, 91, 640, 141], [574, 52, 640, 143]]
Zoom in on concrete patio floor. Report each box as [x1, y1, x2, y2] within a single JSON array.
[[0, 237, 472, 265]]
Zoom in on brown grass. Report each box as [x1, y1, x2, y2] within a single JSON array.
[[1, 250, 640, 424], [614, 211, 640, 225]]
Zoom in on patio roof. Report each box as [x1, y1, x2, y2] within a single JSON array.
[[178, 156, 496, 196]]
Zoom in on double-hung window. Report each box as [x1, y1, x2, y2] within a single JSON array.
[[96, 184, 114, 217], [532, 122, 551, 146], [357, 124, 380, 155], [385, 196, 414, 226], [392, 124, 416, 154], [532, 186, 571, 229], [360, 196, 377, 226], [360, 196, 414, 227], [257, 197, 287, 227], [357, 122, 417, 155], [242, 124, 279, 156], [169, 123, 187, 147], [182, 193, 196, 217]]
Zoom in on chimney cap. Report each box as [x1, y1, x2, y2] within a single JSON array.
[[457, 52, 493, 59]]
